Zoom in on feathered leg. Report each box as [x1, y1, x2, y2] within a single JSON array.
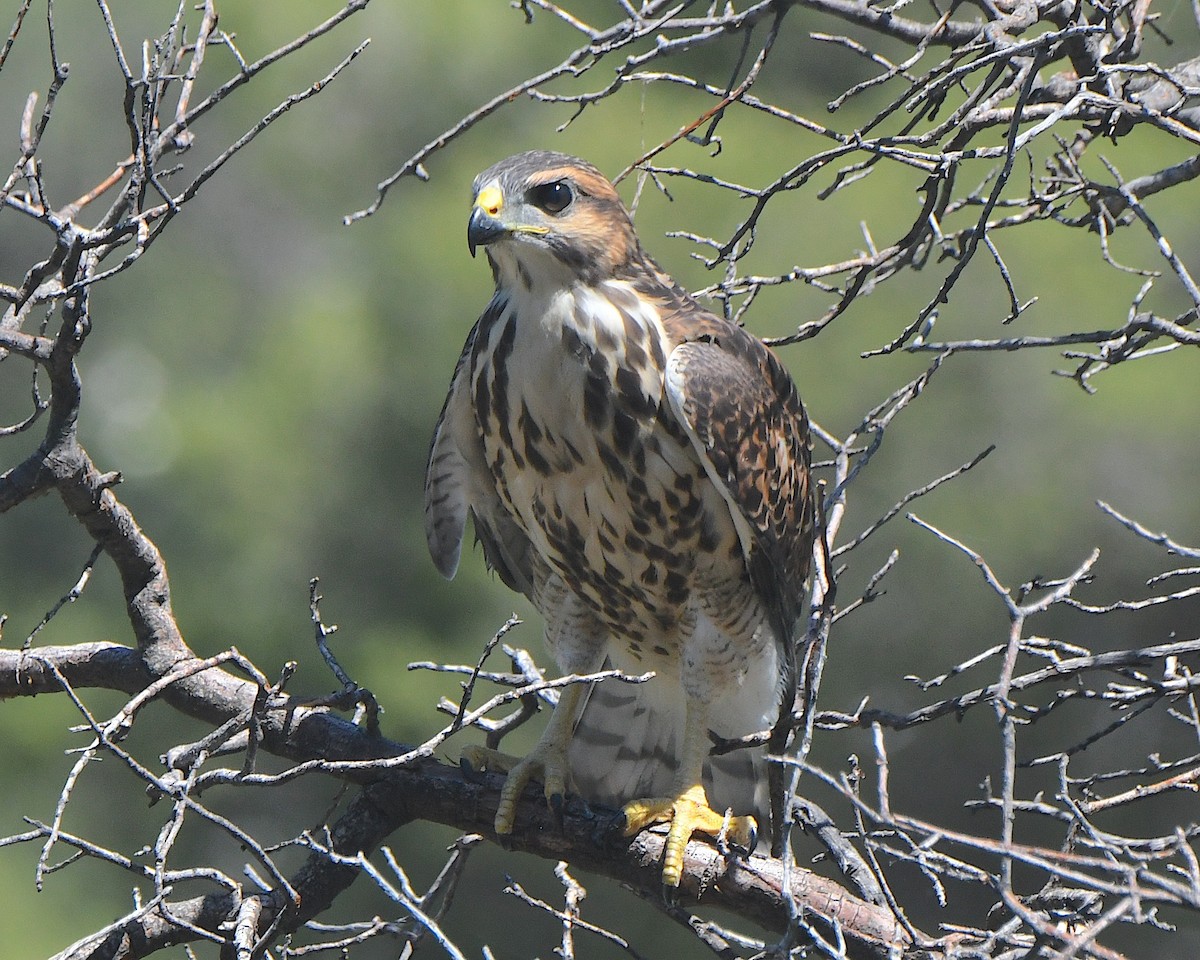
[[621, 696, 757, 887], [464, 578, 604, 837]]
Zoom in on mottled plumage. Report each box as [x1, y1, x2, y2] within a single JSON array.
[[425, 151, 814, 885]]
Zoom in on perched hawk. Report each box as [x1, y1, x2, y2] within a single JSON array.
[[425, 150, 813, 886]]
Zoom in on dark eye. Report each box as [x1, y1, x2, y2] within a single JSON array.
[[530, 180, 573, 214]]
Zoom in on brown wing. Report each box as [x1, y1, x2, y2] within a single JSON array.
[[663, 320, 814, 641]]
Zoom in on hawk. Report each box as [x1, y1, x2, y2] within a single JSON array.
[[425, 150, 814, 886]]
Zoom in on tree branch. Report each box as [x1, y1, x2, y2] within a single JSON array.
[[2, 638, 920, 958]]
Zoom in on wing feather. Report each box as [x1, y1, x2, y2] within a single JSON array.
[[424, 313, 537, 596], [424, 332, 477, 579], [663, 329, 813, 638]]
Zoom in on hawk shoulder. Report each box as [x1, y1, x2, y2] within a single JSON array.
[[662, 311, 813, 638]]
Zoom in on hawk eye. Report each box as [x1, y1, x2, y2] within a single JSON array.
[[530, 180, 573, 214]]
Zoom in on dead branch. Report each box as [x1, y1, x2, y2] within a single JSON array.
[[4, 1, 1200, 957]]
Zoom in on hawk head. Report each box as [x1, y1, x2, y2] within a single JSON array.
[[467, 151, 639, 286]]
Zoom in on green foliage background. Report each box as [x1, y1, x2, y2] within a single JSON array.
[[1, 2, 1198, 956]]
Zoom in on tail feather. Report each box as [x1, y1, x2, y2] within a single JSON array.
[[568, 671, 768, 839], [569, 678, 680, 804]]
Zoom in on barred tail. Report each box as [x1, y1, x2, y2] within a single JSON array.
[[567, 671, 768, 839]]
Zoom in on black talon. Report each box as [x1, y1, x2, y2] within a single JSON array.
[[550, 791, 565, 828], [460, 757, 485, 783]]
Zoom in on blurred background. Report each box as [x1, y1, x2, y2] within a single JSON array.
[[1, 2, 1198, 956]]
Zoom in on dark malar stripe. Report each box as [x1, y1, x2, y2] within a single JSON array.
[[489, 317, 518, 452], [583, 369, 609, 428], [612, 409, 637, 454], [469, 298, 511, 438], [473, 376, 492, 435]]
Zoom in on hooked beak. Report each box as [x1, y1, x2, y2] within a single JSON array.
[[467, 205, 507, 258], [468, 183, 507, 257]]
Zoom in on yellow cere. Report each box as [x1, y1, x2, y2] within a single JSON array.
[[475, 184, 504, 217]]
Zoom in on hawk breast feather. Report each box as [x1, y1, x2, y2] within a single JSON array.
[[426, 272, 813, 641]]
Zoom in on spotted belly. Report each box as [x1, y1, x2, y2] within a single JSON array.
[[484, 396, 753, 662], [470, 284, 754, 662]]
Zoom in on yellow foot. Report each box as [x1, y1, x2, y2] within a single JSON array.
[[621, 783, 757, 887], [461, 743, 568, 836]]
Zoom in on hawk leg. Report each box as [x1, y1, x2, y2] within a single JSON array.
[[462, 683, 588, 836], [620, 703, 757, 887]]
